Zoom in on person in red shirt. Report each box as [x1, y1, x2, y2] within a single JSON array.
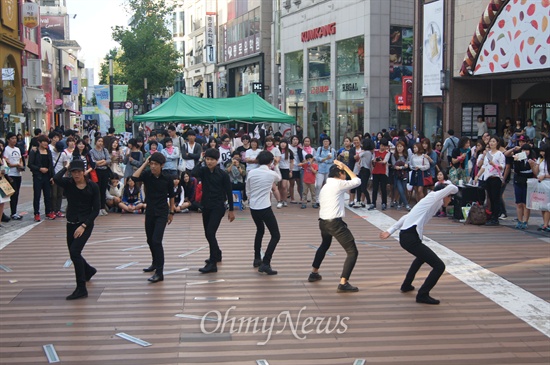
[[368, 138, 390, 211], [298, 154, 318, 209]]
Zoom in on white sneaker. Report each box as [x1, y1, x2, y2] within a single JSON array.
[[282, 201, 288, 207], [100, 209, 108, 216], [181, 208, 189, 213], [276, 202, 283, 209]]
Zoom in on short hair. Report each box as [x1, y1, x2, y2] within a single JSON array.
[[321, 136, 332, 144], [379, 138, 389, 146], [305, 153, 313, 159], [186, 130, 196, 136], [250, 138, 259, 146], [127, 138, 137, 147], [204, 148, 220, 160], [257, 150, 274, 165], [5, 132, 15, 140], [167, 125, 176, 131], [34, 128, 42, 136], [66, 136, 75, 144], [149, 140, 158, 148], [149, 152, 166, 165], [447, 129, 455, 135], [48, 131, 59, 139], [108, 127, 116, 134], [231, 150, 240, 157], [241, 134, 250, 141], [111, 173, 121, 180], [36, 135, 49, 143], [433, 183, 448, 192], [163, 137, 173, 145], [329, 165, 345, 178]]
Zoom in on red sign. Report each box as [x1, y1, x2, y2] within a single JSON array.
[[310, 85, 329, 94], [301, 23, 336, 42], [402, 76, 413, 106]]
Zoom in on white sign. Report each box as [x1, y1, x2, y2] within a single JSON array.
[[205, 14, 216, 46], [22, 2, 39, 28], [2, 68, 15, 81], [422, 0, 443, 96], [27, 59, 42, 87]]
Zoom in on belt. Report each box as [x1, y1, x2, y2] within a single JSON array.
[[319, 217, 343, 222], [67, 221, 82, 225]]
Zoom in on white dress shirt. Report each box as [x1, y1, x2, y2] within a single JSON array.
[[318, 177, 361, 220], [246, 165, 282, 210], [387, 184, 458, 238]]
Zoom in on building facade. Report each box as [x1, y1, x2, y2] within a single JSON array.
[[279, 0, 414, 146], [413, 0, 550, 144]]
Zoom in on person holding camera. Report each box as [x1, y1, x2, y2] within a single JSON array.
[[225, 151, 247, 199]]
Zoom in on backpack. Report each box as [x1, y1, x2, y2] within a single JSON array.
[[464, 202, 487, 225]]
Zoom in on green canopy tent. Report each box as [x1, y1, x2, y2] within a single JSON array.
[[133, 92, 295, 124]]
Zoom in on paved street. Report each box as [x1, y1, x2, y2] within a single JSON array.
[[0, 175, 549, 365]]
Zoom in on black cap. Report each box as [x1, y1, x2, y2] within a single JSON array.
[[69, 159, 85, 172]]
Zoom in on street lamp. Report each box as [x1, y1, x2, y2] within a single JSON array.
[[109, 58, 114, 129]]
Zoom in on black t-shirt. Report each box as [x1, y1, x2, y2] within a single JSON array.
[[53, 168, 100, 227], [235, 145, 250, 167], [133, 170, 175, 216], [192, 164, 233, 211], [451, 148, 471, 169]]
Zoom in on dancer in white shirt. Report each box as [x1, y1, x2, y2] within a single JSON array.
[[380, 184, 458, 304], [308, 160, 362, 292]]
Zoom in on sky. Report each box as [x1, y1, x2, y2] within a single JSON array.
[[66, 0, 129, 83]]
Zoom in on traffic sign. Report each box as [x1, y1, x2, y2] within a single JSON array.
[[124, 101, 133, 109]]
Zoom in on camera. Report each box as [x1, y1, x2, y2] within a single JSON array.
[[376, 157, 382, 162]]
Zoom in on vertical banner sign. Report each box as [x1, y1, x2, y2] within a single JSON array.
[[27, 59, 42, 86], [71, 77, 78, 95], [422, 0, 443, 96], [22, 2, 39, 28], [206, 82, 214, 98], [206, 12, 216, 63]]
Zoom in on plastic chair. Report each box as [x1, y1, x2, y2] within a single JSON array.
[[232, 190, 243, 210]]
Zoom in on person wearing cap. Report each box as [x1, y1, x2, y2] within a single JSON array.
[[3, 132, 24, 220], [133, 152, 176, 283], [53, 159, 100, 300], [380, 183, 458, 304], [308, 160, 362, 293]]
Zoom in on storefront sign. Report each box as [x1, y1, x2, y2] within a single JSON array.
[[27, 59, 42, 86], [224, 34, 260, 62], [206, 82, 214, 98], [71, 77, 78, 95], [40, 15, 65, 40], [22, 2, 39, 28], [310, 85, 329, 94], [205, 13, 216, 46], [341, 83, 358, 92], [301, 23, 336, 43]]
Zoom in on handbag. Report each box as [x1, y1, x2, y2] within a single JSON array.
[[527, 178, 550, 211], [464, 202, 487, 225], [394, 161, 408, 181], [423, 170, 434, 186], [89, 169, 99, 183], [0, 177, 15, 197]]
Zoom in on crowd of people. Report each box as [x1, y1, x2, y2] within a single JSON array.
[[1, 117, 549, 302]]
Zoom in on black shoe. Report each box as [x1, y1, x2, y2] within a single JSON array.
[[147, 273, 164, 283], [1, 213, 10, 222], [253, 258, 262, 268], [66, 287, 88, 300], [199, 262, 218, 273], [258, 263, 278, 275], [142, 265, 156, 273], [308, 272, 322, 282], [416, 294, 440, 305], [85, 267, 97, 282], [337, 282, 358, 293], [485, 220, 499, 226], [400, 284, 415, 292]]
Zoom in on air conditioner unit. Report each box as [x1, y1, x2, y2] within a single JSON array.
[[35, 96, 46, 105]]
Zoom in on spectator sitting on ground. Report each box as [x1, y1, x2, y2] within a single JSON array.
[[119, 177, 146, 213], [106, 174, 123, 212]]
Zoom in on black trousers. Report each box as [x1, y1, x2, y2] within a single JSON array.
[[9, 176, 22, 216], [202, 205, 226, 262], [251, 207, 280, 264], [485, 176, 501, 221], [312, 218, 358, 280], [67, 222, 95, 289], [145, 214, 168, 274], [33, 174, 52, 215], [371, 173, 388, 205], [399, 226, 445, 297], [96, 168, 110, 209], [232, 181, 247, 201], [359, 167, 372, 204]]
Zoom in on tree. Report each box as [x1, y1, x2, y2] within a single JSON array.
[[109, 0, 181, 102], [98, 48, 124, 86]]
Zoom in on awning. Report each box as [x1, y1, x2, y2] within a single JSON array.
[[64, 65, 74, 71], [66, 109, 81, 115]]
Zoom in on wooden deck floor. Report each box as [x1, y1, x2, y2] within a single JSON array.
[[0, 201, 549, 365]]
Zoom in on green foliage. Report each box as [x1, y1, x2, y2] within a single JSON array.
[[105, 0, 181, 103]]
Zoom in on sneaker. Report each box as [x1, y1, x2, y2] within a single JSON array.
[[301, 204, 307, 209], [515, 221, 522, 230], [521, 221, 528, 230], [34, 214, 41, 222], [337, 282, 359, 293], [396, 204, 402, 210], [282, 201, 288, 207], [543, 227, 550, 233], [312, 203, 319, 209], [11, 214, 22, 220], [439, 212, 447, 217], [308, 272, 322, 282], [1, 214, 10, 222], [56, 211, 65, 218], [353, 202, 362, 208], [276, 202, 283, 209], [405, 205, 412, 211], [46, 212, 56, 220], [390, 201, 396, 208], [367, 204, 376, 211], [499, 213, 507, 220], [348, 202, 354, 208], [181, 208, 189, 213], [381, 203, 387, 211], [360, 202, 366, 208], [100, 209, 109, 216]]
